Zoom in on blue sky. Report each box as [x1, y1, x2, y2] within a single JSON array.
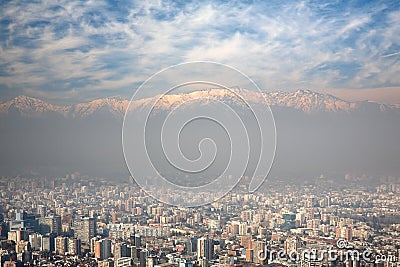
[[0, 0, 399, 104]]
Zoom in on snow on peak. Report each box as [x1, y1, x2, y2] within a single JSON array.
[[69, 98, 129, 118], [262, 89, 356, 112], [0, 89, 395, 118], [0, 95, 67, 116]]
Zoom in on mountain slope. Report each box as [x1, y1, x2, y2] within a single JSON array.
[[0, 89, 397, 118], [0, 89, 399, 179], [0, 95, 68, 117]]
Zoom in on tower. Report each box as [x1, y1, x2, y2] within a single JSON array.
[[197, 237, 214, 261]]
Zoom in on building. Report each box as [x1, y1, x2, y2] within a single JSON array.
[[41, 234, 55, 251], [179, 259, 194, 267], [52, 215, 62, 235], [37, 205, 47, 217], [67, 237, 81, 255], [284, 236, 301, 255], [95, 239, 112, 260], [3, 261, 23, 267], [197, 237, 214, 261], [98, 259, 115, 267], [28, 233, 42, 250], [8, 231, 26, 243], [55, 236, 68, 255], [116, 257, 132, 267], [9, 211, 38, 232], [91, 236, 102, 253], [130, 246, 138, 260], [39, 215, 61, 235], [139, 250, 147, 267], [186, 237, 197, 254], [73, 217, 95, 244], [114, 242, 130, 261]]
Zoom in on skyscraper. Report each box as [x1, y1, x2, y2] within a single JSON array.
[[139, 250, 147, 267], [73, 217, 95, 245], [52, 215, 62, 236], [37, 205, 47, 218], [55, 236, 68, 255], [39, 215, 61, 235], [10, 211, 38, 232], [114, 242, 130, 261], [28, 233, 42, 251], [197, 237, 214, 261], [67, 238, 81, 256], [94, 239, 112, 260]]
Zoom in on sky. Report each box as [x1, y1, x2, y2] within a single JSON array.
[[0, 0, 400, 104]]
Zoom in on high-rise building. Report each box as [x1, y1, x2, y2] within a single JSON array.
[[139, 250, 147, 267], [245, 249, 254, 263], [41, 235, 55, 251], [186, 237, 198, 254], [197, 237, 214, 261], [95, 239, 112, 260], [28, 233, 42, 250], [55, 236, 68, 255], [114, 242, 130, 261], [254, 240, 266, 264], [95, 241, 102, 259], [240, 235, 252, 249], [131, 234, 141, 247], [67, 238, 81, 256], [284, 236, 301, 255], [73, 217, 95, 244], [345, 228, 353, 241], [39, 215, 61, 235], [15, 240, 30, 253], [0, 214, 9, 239], [130, 245, 138, 260], [91, 236, 102, 253], [52, 215, 62, 236], [37, 205, 47, 218], [9, 211, 38, 232]]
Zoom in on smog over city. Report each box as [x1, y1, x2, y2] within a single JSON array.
[[0, 1, 399, 267]]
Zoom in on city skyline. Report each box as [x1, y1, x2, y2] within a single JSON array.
[[0, 0, 400, 266]]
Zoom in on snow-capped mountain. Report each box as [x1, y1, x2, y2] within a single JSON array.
[[0, 95, 68, 117], [121, 88, 364, 113], [1, 89, 399, 179], [0, 96, 129, 118], [68, 98, 130, 118], [0, 89, 397, 118], [263, 89, 359, 112]]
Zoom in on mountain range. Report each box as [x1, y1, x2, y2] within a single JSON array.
[[0, 89, 399, 183], [1, 89, 398, 118]]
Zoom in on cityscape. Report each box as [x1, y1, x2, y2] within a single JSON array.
[[1, 0, 400, 267], [0, 174, 399, 267]]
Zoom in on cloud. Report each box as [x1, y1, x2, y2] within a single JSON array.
[[0, 0, 399, 103], [381, 51, 400, 58]]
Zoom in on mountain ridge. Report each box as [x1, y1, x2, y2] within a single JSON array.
[[0, 89, 397, 118], [1, 89, 399, 178]]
